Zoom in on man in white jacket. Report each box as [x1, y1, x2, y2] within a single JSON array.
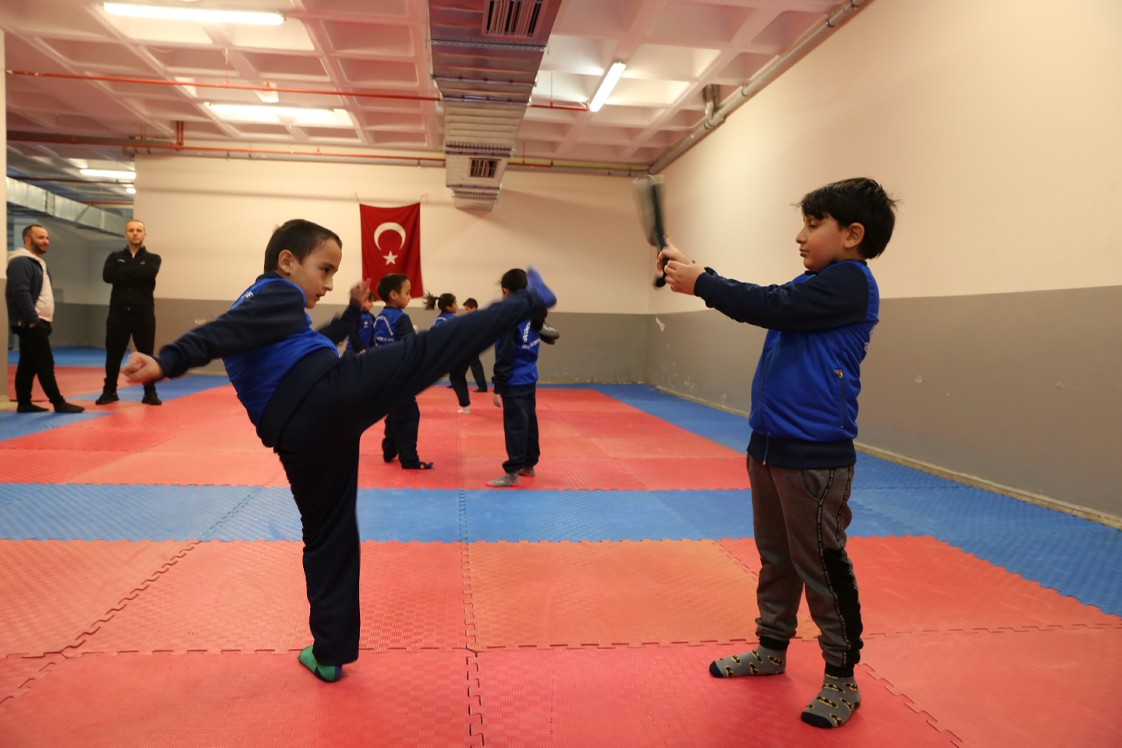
[[6, 224, 85, 413]]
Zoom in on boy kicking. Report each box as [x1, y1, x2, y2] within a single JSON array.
[[124, 219, 555, 682]]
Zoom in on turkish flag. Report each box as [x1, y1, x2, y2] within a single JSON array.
[[359, 203, 424, 298]]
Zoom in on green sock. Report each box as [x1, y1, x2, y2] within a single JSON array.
[[709, 645, 787, 677], [298, 645, 343, 683], [801, 675, 861, 728]]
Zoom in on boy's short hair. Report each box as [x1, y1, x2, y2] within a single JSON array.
[[799, 178, 897, 259], [377, 273, 409, 302], [500, 268, 528, 292], [264, 219, 342, 272], [463, 297, 478, 309]]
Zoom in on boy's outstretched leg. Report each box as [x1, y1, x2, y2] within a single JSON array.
[[343, 280, 555, 435], [278, 273, 556, 449]]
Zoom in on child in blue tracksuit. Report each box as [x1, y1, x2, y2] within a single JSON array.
[[373, 274, 431, 470], [660, 177, 897, 729], [124, 219, 556, 683], [425, 292, 472, 413], [487, 269, 543, 488], [461, 298, 488, 393], [345, 290, 376, 353]]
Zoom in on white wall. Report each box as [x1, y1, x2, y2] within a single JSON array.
[[135, 158, 653, 314], [653, 0, 1122, 305]]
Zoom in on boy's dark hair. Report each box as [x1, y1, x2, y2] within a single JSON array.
[[423, 292, 456, 312], [500, 268, 528, 293], [463, 297, 478, 309], [264, 219, 342, 272], [377, 273, 409, 303], [799, 177, 897, 259]]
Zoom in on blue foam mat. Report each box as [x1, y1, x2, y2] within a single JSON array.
[[942, 528, 1122, 617], [0, 410, 104, 440], [355, 488, 463, 542], [0, 483, 260, 541]]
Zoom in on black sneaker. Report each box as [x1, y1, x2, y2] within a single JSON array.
[[95, 392, 119, 405], [16, 403, 49, 413], [53, 401, 85, 414], [141, 393, 162, 406]]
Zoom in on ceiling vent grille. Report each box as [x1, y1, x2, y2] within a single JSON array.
[[484, 0, 544, 39], [470, 158, 500, 179]]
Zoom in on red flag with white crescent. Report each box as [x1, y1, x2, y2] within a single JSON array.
[[359, 203, 423, 298]]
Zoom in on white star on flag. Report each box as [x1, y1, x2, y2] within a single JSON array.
[[383, 251, 398, 265]]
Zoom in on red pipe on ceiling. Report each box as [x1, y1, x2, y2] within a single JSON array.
[[5, 69, 590, 111]]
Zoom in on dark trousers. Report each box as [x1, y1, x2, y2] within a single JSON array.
[[449, 361, 471, 407], [467, 355, 487, 391], [104, 307, 157, 395], [271, 288, 543, 666], [749, 458, 863, 675], [12, 322, 65, 406], [500, 384, 539, 475], [382, 396, 421, 466]]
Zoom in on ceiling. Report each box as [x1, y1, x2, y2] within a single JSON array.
[[1, 0, 855, 214]]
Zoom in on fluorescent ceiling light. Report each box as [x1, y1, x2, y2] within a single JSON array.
[[80, 168, 136, 180], [589, 61, 626, 113], [103, 3, 285, 26], [206, 103, 350, 127]]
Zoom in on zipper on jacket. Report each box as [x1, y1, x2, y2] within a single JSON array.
[[835, 369, 846, 429]]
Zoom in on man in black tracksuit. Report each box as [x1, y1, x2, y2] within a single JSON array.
[[98, 219, 162, 405]]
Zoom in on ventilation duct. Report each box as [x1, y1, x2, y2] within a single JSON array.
[[428, 0, 562, 211], [6, 177, 127, 236]]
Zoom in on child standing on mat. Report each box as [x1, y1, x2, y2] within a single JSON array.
[[659, 177, 897, 729], [122, 219, 556, 682], [487, 268, 544, 488], [425, 292, 472, 413], [461, 297, 488, 393], [373, 273, 432, 470], [346, 289, 376, 353]]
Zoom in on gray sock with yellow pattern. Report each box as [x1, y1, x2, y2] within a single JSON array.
[[709, 645, 787, 677], [801, 674, 861, 728]]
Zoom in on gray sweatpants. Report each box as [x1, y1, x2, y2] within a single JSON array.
[[749, 457, 864, 673]]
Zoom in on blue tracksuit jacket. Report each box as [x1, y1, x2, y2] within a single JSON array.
[[693, 259, 879, 468]]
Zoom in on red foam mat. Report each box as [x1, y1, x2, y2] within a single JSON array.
[[77, 541, 470, 654], [473, 641, 957, 747], [0, 447, 134, 483], [0, 540, 195, 656], [0, 650, 484, 747], [863, 627, 1122, 747], [720, 536, 1122, 638], [0, 423, 180, 452], [3, 384, 742, 490], [67, 449, 289, 487], [0, 654, 59, 706], [466, 539, 759, 649]]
